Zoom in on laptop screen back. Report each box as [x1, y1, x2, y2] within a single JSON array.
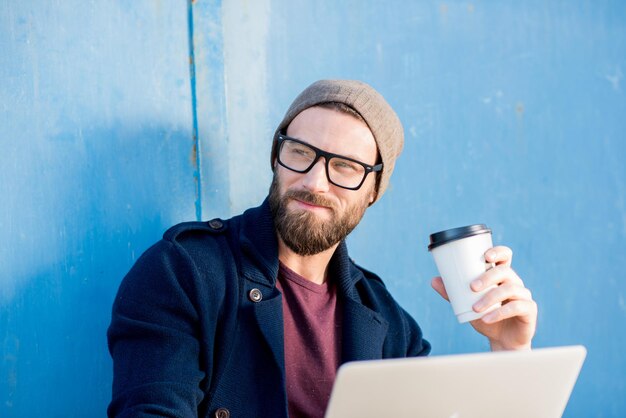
[[325, 345, 586, 418]]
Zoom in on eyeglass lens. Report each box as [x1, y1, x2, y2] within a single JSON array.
[[279, 139, 367, 189]]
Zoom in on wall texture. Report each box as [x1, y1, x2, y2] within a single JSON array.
[[1, 1, 624, 417], [0, 1, 197, 416]]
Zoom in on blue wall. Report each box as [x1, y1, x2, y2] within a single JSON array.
[[1, 1, 624, 417], [0, 1, 197, 416]]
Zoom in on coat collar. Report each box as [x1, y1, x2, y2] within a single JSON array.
[[237, 197, 363, 294], [238, 198, 281, 286], [238, 198, 389, 364]]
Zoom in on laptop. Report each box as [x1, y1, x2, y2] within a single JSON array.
[[325, 345, 586, 418]]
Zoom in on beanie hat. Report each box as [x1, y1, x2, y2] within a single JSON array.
[[270, 79, 404, 203]]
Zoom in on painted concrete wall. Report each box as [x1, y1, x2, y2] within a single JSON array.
[[1, 1, 625, 416], [0, 1, 197, 416]]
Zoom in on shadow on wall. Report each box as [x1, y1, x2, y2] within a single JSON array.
[[0, 123, 197, 417]]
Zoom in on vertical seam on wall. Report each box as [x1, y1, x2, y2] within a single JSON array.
[[187, 0, 203, 221]]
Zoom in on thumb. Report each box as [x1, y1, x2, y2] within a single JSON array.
[[431, 276, 450, 302]]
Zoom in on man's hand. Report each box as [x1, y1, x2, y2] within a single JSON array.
[[431, 246, 538, 351]]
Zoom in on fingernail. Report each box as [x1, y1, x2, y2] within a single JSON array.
[[471, 279, 483, 291], [473, 301, 484, 311], [486, 250, 497, 261]]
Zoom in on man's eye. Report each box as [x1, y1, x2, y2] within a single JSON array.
[[290, 146, 313, 158], [332, 159, 360, 172]]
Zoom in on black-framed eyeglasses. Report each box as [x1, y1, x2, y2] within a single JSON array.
[[276, 134, 383, 190]]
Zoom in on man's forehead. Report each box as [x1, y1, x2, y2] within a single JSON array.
[[286, 107, 377, 152]]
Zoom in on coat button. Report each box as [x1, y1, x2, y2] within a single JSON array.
[[248, 288, 263, 303], [214, 407, 230, 418], [208, 219, 223, 229]]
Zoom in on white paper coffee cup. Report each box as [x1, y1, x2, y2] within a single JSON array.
[[428, 225, 501, 323]]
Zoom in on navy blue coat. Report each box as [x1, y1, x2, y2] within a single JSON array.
[[107, 199, 430, 418]]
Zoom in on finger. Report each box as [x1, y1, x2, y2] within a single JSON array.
[[471, 265, 523, 291], [485, 246, 513, 267], [480, 299, 538, 324], [473, 283, 533, 313], [431, 277, 450, 302]]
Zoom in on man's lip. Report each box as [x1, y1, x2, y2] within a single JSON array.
[[292, 198, 330, 210]]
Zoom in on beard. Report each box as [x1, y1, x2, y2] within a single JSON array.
[[268, 173, 370, 256]]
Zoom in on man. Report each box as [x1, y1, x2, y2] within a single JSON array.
[[107, 80, 537, 418]]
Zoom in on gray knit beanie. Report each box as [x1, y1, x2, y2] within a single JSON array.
[[270, 79, 404, 203]]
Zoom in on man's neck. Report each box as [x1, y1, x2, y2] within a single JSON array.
[[277, 236, 339, 285]]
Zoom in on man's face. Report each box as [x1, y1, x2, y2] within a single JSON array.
[[269, 106, 378, 256]]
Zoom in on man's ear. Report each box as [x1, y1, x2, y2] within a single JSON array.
[[367, 189, 377, 206]]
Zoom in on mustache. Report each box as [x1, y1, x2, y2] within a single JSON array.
[[284, 189, 335, 209]]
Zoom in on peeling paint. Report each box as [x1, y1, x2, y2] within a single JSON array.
[[2, 334, 19, 408], [190, 138, 198, 168], [187, 0, 202, 221], [605, 67, 622, 91]]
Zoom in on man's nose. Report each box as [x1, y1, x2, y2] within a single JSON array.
[[302, 159, 330, 193]]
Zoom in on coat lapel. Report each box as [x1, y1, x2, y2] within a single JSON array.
[[238, 200, 285, 372], [252, 293, 285, 373], [341, 298, 389, 363], [331, 242, 390, 363]]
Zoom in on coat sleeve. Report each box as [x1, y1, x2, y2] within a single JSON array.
[[106, 239, 207, 417], [353, 263, 431, 358], [400, 305, 431, 357]]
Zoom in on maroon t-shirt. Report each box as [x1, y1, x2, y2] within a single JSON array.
[[276, 262, 343, 418]]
